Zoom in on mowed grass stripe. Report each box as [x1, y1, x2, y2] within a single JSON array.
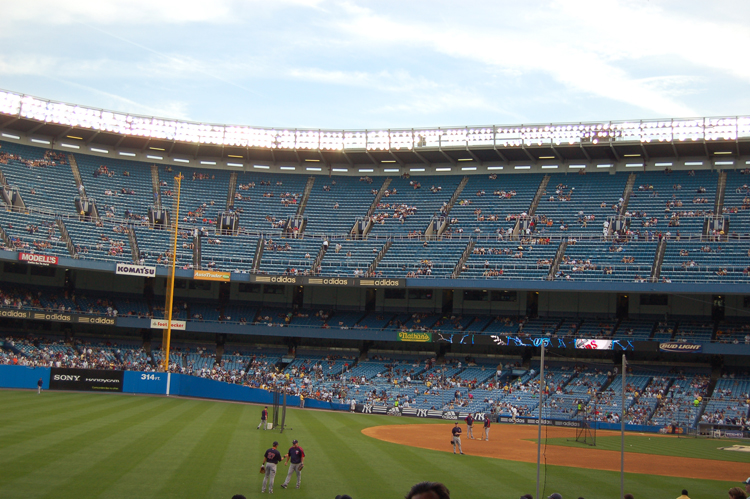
[[0, 392, 150, 447], [0, 391, 105, 421], [206, 404, 266, 498], [156, 402, 243, 498], [28, 398, 218, 499], [95, 400, 237, 499], [0, 395, 180, 486]]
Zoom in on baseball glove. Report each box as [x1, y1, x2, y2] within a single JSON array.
[[260, 466, 266, 474], [298, 464, 304, 471]]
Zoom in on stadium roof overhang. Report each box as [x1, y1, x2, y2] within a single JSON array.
[[1, 89, 749, 170]]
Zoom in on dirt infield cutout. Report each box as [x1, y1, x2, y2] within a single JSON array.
[[363, 423, 746, 481]]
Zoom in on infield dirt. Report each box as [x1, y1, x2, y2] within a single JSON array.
[[364, 423, 745, 481]]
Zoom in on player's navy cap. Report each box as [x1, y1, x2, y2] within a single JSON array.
[[548, 494, 563, 499], [273, 441, 279, 446], [743, 477, 750, 484], [292, 439, 298, 444]]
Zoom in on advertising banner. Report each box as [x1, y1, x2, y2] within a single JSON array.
[[116, 262, 156, 277], [18, 252, 58, 266], [49, 367, 123, 392], [659, 343, 702, 353], [249, 275, 404, 288], [397, 331, 432, 342], [575, 339, 613, 350], [193, 270, 231, 281], [150, 318, 187, 330], [0, 308, 116, 326]]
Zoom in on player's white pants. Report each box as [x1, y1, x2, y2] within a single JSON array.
[[453, 436, 462, 454], [282, 463, 303, 488], [262, 463, 277, 492], [482, 428, 490, 440]]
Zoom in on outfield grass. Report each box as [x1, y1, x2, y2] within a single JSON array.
[[0, 390, 742, 499], [537, 434, 750, 463]]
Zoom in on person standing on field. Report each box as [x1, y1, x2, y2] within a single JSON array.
[[261, 441, 282, 494], [451, 421, 463, 454], [482, 415, 491, 441], [257, 406, 269, 430], [281, 439, 305, 489], [465, 413, 475, 439], [37, 378, 43, 394]]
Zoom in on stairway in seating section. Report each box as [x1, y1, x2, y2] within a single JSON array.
[[56, 217, 78, 258], [227, 172, 238, 210], [368, 240, 392, 275], [528, 174, 551, 216], [451, 239, 475, 277], [150, 164, 162, 210], [296, 176, 316, 216], [127, 226, 141, 264], [547, 239, 568, 280], [650, 239, 666, 282], [68, 154, 87, 201]]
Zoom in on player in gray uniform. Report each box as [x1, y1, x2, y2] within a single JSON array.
[[261, 441, 282, 493], [280, 439, 305, 489], [451, 422, 463, 454]]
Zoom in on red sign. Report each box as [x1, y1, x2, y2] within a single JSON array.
[[18, 252, 58, 266]]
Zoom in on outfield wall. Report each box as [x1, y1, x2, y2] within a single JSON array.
[[0, 365, 348, 411]]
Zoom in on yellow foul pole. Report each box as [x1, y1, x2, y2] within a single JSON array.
[[162, 174, 182, 372]]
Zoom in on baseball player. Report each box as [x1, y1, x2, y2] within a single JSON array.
[[261, 441, 282, 493], [482, 415, 491, 441], [37, 378, 43, 394], [281, 439, 305, 489], [257, 406, 269, 430], [451, 421, 463, 454], [465, 413, 475, 439]]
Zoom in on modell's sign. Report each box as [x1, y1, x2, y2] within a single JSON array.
[[116, 263, 156, 277], [193, 270, 231, 282], [18, 252, 58, 266], [659, 343, 702, 353], [150, 318, 187, 330]]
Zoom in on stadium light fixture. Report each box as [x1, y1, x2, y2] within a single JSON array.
[[305, 159, 320, 162], [1, 133, 20, 139], [487, 166, 503, 170], [515, 166, 531, 169], [568, 164, 585, 169], [146, 155, 163, 160], [253, 165, 270, 169], [457, 158, 473, 162], [714, 151, 732, 155], [91, 147, 109, 154], [623, 154, 641, 157], [381, 160, 397, 163], [461, 166, 477, 171], [715, 161, 734, 165], [228, 154, 243, 158], [332, 168, 348, 172], [541, 165, 558, 169], [280, 166, 296, 170], [625, 163, 643, 167], [655, 162, 672, 167], [359, 168, 374, 172], [200, 161, 217, 165], [596, 164, 612, 168], [149, 146, 166, 151], [31, 138, 50, 144], [60, 143, 80, 149], [538, 156, 555, 159], [410, 168, 425, 172], [685, 161, 703, 166], [174, 158, 189, 163], [383, 168, 400, 172], [119, 152, 136, 157], [435, 167, 451, 171], [306, 167, 322, 171], [227, 162, 243, 167], [66, 135, 83, 140]]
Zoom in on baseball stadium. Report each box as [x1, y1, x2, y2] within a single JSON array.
[[2, 4, 750, 499]]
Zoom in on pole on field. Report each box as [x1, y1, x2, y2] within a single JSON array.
[[536, 344, 545, 499], [620, 353, 626, 499]]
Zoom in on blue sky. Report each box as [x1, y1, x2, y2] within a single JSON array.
[[1, 0, 749, 130]]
